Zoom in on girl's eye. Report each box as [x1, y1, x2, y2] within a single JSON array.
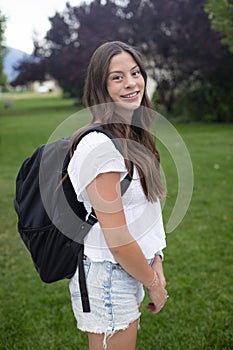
[[132, 70, 140, 77], [112, 75, 123, 81]]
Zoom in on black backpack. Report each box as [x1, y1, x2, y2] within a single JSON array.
[[14, 125, 132, 312]]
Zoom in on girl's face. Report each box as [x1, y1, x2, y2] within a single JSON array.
[[107, 51, 145, 117]]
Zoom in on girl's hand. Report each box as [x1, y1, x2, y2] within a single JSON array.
[[147, 276, 168, 314], [147, 256, 168, 314]]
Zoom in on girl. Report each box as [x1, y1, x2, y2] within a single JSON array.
[[68, 41, 168, 350]]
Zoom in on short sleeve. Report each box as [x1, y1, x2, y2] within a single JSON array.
[[67, 131, 127, 204]]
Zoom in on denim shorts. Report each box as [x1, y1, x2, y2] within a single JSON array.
[[69, 257, 153, 347]]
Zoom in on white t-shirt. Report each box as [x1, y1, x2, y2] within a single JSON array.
[[68, 131, 166, 262]]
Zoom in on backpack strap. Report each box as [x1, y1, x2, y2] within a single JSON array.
[[78, 245, 90, 312]]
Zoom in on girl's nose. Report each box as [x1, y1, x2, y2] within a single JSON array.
[[125, 76, 136, 88]]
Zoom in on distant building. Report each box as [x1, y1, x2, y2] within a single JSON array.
[[28, 75, 61, 93]]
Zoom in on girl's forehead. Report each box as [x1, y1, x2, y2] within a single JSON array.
[[108, 51, 137, 70]]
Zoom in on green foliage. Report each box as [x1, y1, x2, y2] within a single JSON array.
[[205, 0, 233, 53], [0, 94, 232, 349], [173, 62, 233, 123], [174, 84, 233, 123]]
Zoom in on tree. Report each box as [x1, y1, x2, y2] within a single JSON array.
[[32, 0, 129, 99], [12, 58, 47, 87], [205, 0, 233, 53], [0, 11, 7, 87], [120, 0, 233, 121], [124, 0, 232, 115]]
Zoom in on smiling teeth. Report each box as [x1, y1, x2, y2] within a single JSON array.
[[123, 92, 137, 98]]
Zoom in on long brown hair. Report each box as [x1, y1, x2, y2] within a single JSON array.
[[70, 41, 165, 201]]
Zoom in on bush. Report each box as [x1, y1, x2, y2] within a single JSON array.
[[173, 62, 233, 123], [174, 80, 233, 123]]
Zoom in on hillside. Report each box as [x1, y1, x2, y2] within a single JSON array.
[[3, 47, 31, 83]]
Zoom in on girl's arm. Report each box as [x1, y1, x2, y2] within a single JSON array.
[[86, 171, 168, 311]]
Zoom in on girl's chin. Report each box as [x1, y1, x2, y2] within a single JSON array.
[[116, 101, 141, 111]]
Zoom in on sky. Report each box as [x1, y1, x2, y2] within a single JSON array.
[[1, 0, 85, 54]]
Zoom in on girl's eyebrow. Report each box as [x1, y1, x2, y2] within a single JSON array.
[[108, 65, 139, 76]]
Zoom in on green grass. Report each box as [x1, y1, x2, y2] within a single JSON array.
[[0, 93, 232, 349]]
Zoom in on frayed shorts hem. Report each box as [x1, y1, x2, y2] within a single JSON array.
[[77, 315, 141, 349], [76, 314, 141, 334]]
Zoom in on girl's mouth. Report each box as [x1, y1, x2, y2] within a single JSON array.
[[121, 91, 139, 99]]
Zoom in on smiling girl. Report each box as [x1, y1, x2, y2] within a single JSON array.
[[68, 41, 168, 350]]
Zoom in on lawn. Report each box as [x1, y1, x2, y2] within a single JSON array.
[[0, 92, 232, 350]]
